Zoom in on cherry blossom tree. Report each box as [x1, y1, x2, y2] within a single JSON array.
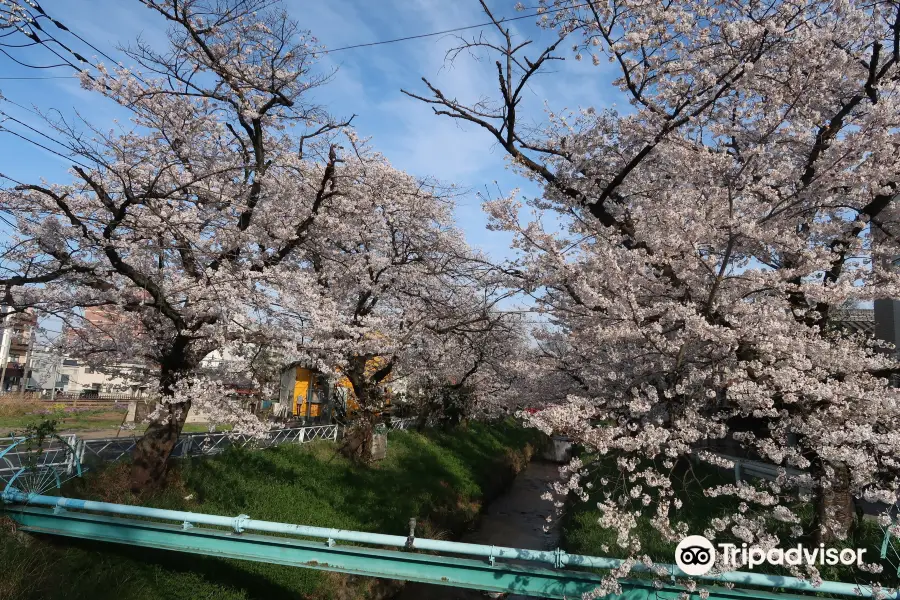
[[2, 0, 525, 481], [406, 0, 900, 591], [264, 157, 520, 456], [0, 0, 358, 490], [401, 307, 531, 428]]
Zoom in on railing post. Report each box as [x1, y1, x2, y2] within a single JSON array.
[[299, 427, 305, 444], [77, 438, 85, 470], [65, 440, 74, 476]]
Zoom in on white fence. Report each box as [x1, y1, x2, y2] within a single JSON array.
[[2, 419, 417, 474], [80, 424, 342, 465], [387, 417, 417, 431]]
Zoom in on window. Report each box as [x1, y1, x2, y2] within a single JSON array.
[[62, 359, 79, 366]]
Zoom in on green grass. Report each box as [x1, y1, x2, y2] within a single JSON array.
[[1, 419, 544, 600], [181, 423, 234, 433], [560, 454, 899, 588], [0, 405, 128, 434], [0, 401, 233, 435]]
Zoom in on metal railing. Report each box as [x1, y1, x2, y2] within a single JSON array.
[[3, 419, 408, 475], [386, 417, 417, 430], [0, 434, 81, 478], [2, 490, 889, 600], [0, 391, 144, 403], [79, 424, 342, 465], [698, 451, 808, 485], [74, 425, 362, 462]]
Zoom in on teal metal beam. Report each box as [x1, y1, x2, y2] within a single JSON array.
[[2, 490, 882, 598], [6, 506, 610, 599], [3, 491, 894, 599], [2, 507, 842, 600]]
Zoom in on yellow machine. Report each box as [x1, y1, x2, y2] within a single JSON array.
[[293, 367, 325, 418], [278, 359, 392, 422], [279, 364, 331, 421]]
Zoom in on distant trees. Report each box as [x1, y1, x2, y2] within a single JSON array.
[[267, 153, 519, 456], [406, 0, 900, 587]]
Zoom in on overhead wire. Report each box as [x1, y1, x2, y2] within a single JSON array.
[[0, 94, 93, 169], [322, 3, 589, 53], [0, 1, 587, 223], [0, 106, 71, 149], [0, 2, 589, 63], [0, 128, 91, 169], [0, 75, 74, 80], [0, 2, 136, 165], [0, 1, 135, 94]]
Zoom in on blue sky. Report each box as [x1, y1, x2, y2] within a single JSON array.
[[0, 0, 621, 260]]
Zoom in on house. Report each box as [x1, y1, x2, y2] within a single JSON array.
[[25, 346, 150, 397]]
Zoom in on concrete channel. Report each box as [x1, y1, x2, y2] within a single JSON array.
[[394, 460, 564, 600]]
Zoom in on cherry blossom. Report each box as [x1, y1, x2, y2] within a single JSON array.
[[406, 0, 900, 592]]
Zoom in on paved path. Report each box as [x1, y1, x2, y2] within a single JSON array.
[[394, 461, 562, 600]]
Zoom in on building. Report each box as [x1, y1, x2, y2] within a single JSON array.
[[872, 198, 899, 388], [25, 346, 150, 397], [831, 306, 876, 336], [29, 304, 155, 396], [278, 362, 334, 423]]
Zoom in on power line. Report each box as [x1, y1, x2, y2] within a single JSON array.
[[0, 4, 586, 72], [0, 127, 92, 169], [0, 75, 75, 80], [0, 107, 70, 149], [321, 4, 589, 53]]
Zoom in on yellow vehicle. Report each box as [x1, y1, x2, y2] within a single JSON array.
[[279, 362, 331, 422], [278, 360, 392, 422]]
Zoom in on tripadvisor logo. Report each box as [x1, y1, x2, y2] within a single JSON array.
[[676, 535, 717, 576], [676, 535, 867, 576]]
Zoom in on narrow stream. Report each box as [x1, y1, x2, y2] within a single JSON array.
[[394, 461, 562, 600]]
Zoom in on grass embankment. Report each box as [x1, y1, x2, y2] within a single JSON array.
[[0, 400, 231, 435], [0, 400, 128, 433], [560, 455, 899, 589], [1, 420, 544, 600]]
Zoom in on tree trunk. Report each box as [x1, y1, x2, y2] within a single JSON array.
[[339, 357, 378, 460], [415, 406, 431, 432], [813, 461, 855, 544], [340, 409, 375, 461], [131, 399, 191, 493]]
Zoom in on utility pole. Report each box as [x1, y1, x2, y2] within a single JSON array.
[[18, 326, 35, 393], [0, 306, 13, 393], [49, 354, 62, 402]]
